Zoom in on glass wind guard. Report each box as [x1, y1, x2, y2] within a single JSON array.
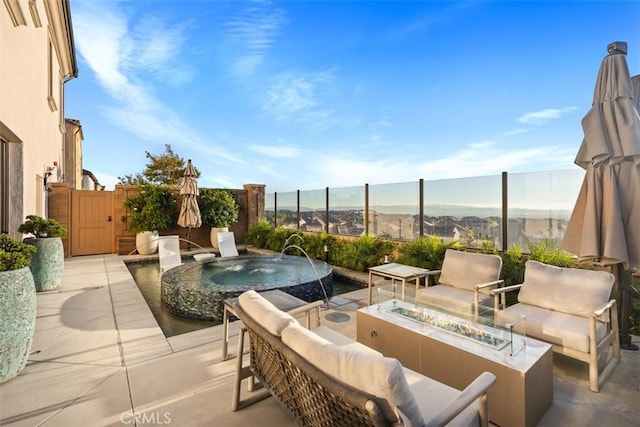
[[376, 297, 511, 351], [507, 315, 527, 356]]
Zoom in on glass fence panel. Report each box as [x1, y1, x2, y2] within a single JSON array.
[[424, 174, 502, 249], [507, 169, 583, 251], [329, 186, 365, 236], [265, 192, 275, 225], [299, 189, 326, 233], [370, 181, 419, 241], [276, 191, 297, 229]]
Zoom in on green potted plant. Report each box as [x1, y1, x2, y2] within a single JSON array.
[[0, 233, 37, 383], [199, 189, 240, 249], [123, 184, 178, 255], [18, 215, 67, 291]]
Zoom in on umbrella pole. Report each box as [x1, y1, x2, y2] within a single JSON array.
[[612, 264, 638, 350], [187, 227, 192, 251]]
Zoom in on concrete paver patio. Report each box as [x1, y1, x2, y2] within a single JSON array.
[[0, 254, 638, 426]]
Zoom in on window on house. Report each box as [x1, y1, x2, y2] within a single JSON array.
[[36, 174, 43, 217], [0, 138, 8, 233], [47, 40, 57, 111]]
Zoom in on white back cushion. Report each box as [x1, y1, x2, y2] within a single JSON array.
[[439, 249, 502, 291], [238, 290, 296, 336], [282, 323, 424, 427], [518, 261, 614, 315]]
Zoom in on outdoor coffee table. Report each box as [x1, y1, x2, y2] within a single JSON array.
[[357, 290, 553, 427], [222, 289, 310, 360], [367, 263, 430, 305]]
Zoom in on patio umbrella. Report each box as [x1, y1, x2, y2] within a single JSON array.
[[562, 41, 640, 349], [177, 159, 202, 248]]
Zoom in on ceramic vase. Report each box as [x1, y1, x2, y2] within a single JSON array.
[[0, 266, 36, 383], [136, 231, 159, 255], [24, 237, 64, 291]]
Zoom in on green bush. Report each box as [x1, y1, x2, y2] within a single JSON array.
[[303, 232, 334, 260], [199, 189, 239, 228], [331, 234, 396, 271], [18, 215, 67, 238], [0, 234, 37, 271], [246, 219, 273, 248], [526, 237, 579, 268], [499, 243, 526, 287], [266, 228, 298, 253], [124, 185, 177, 233], [396, 235, 461, 270]]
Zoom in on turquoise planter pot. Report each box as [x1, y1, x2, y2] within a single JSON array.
[[24, 237, 64, 291], [0, 266, 36, 383]]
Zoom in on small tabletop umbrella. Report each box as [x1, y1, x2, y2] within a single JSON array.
[[177, 159, 202, 248], [562, 41, 640, 349]]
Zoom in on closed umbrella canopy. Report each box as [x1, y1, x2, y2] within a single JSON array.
[[178, 160, 202, 236], [562, 42, 640, 270]]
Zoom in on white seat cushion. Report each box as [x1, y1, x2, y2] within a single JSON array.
[[496, 303, 608, 354], [404, 368, 479, 427], [416, 285, 492, 314], [439, 249, 502, 291], [518, 261, 614, 316], [282, 322, 423, 426], [238, 290, 296, 336]]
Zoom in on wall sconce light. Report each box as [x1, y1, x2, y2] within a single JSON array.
[[44, 166, 55, 191]]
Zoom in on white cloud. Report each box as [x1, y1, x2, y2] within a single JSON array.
[[224, 2, 287, 76], [293, 142, 576, 192], [517, 107, 576, 125], [503, 128, 531, 137], [263, 70, 337, 131], [72, 1, 241, 165], [249, 144, 302, 158]]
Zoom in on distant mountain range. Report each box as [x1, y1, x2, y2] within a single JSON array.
[[275, 204, 573, 220]]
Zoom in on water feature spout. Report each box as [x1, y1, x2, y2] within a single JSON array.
[[280, 243, 331, 307], [283, 233, 304, 250]]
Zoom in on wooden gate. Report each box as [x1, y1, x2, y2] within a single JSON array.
[[71, 190, 114, 255]]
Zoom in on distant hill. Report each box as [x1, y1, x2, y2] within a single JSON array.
[[276, 204, 572, 220]]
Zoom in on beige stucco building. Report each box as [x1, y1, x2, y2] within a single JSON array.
[[0, 0, 77, 236]]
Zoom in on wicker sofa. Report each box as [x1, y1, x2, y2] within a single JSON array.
[[233, 290, 496, 427], [492, 260, 620, 392]]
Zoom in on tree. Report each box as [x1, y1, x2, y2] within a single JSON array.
[[117, 144, 200, 187]]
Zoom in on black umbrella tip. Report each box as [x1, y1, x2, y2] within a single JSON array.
[[607, 41, 627, 55]]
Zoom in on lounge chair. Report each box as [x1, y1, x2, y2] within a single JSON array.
[[217, 231, 239, 257], [415, 249, 503, 316], [158, 235, 182, 272], [492, 260, 620, 392]]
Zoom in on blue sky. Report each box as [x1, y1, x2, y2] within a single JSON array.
[[66, 0, 640, 193]]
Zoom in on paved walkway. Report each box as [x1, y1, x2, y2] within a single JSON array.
[[0, 254, 638, 426]]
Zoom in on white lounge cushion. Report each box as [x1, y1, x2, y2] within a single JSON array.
[[416, 285, 492, 314], [404, 368, 479, 427], [311, 325, 381, 355], [439, 249, 502, 291], [282, 323, 423, 427], [497, 304, 609, 354], [238, 290, 296, 336], [518, 261, 614, 316]]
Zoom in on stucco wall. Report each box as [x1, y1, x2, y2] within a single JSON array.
[[1, 0, 71, 232]]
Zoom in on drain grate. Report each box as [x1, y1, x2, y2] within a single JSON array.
[[324, 312, 351, 323]]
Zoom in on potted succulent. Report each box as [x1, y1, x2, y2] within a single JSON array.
[[0, 233, 37, 383], [18, 215, 67, 291], [124, 185, 178, 255], [199, 189, 240, 249]]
